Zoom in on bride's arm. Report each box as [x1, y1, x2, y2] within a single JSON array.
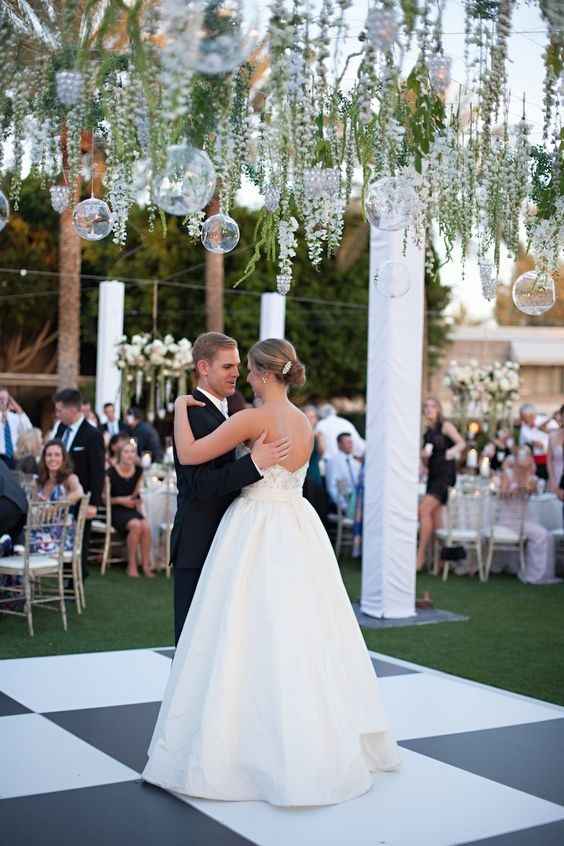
[[174, 397, 261, 465]]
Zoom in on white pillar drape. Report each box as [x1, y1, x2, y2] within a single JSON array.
[[260, 292, 286, 340], [95, 280, 125, 416], [360, 228, 425, 618]]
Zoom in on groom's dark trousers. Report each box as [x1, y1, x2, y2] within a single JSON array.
[[171, 389, 261, 645]]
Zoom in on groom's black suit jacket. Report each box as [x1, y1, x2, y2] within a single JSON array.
[[170, 389, 261, 571]]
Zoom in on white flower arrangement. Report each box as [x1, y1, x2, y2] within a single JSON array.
[[115, 334, 194, 420]]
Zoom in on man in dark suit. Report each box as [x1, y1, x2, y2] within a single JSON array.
[[171, 332, 289, 645], [100, 402, 124, 438], [53, 388, 106, 579], [0, 459, 28, 551], [125, 407, 163, 462]]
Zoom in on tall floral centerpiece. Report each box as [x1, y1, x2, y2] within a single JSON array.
[[115, 334, 194, 420], [479, 361, 520, 435], [443, 361, 483, 430]]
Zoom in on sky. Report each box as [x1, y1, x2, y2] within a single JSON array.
[[238, 0, 552, 321]]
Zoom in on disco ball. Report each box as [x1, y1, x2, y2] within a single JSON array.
[[154, 144, 216, 216], [72, 198, 113, 241], [189, 0, 265, 75], [373, 260, 410, 299], [512, 270, 556, 316], [0, 190, 9, 232], [50, 185, 71, 214], [365, 176, 416, 231], [201, 212, 240, 253]]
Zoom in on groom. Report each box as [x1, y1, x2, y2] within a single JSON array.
[[171, 332, 288, 644]]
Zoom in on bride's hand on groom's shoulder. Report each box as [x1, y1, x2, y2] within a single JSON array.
[[175, 395, 206, 409]]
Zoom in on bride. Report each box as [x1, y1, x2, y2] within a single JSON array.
[[143, 338, 400, 807]]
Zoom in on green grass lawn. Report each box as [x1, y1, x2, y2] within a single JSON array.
[[1, 559, 563, 706]]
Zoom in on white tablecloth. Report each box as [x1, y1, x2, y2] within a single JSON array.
[[141, 482, 177, 563]]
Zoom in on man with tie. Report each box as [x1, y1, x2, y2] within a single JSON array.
[[325, 433, 361, 513], [53, 388, 106, 580], [100, 402, 124, 438], [124, 407, 163, 463], [0, 387, 32, 470]]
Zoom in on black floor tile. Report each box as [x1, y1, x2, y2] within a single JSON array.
[[458, 818, 564, 845], [0, 780, 256, 846], [44, 701, 161, 773], [401, 718, 564, 807], [0, 691, 32, 716], [155, 648, 175, 659], [370, 658, 418, 677]]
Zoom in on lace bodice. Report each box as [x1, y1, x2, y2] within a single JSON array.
[[241, 461, 308, 502]]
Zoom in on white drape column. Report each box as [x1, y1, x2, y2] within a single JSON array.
[[95, 280, 125, 416], [360, 228, 425, 618], [260, 292, 286, 340]]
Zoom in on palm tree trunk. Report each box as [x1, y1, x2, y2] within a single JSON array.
[[205, 197, 224, 332], [57, 208, 81, 388]]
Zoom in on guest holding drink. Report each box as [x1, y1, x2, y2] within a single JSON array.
[[107, 440, 154, 578], [416, 397, 465, 572]]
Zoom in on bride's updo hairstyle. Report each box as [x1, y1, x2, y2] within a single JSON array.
[[248, 339, 306, 388]]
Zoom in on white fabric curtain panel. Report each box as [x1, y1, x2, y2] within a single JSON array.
[[361, 228, 424, 618]]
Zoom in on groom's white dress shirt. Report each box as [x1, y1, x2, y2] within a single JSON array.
[[197, 388, 229, 418], [325, 451, 360, 510]]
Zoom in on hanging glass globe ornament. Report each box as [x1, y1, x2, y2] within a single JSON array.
[[512, 270, 556, 316], [72, 198, 113, 241], [428, 54, 452, 95], [365, 176, 416, 231], [276, 274, 291, 296], [189, 0, 265, 75], [264, 185, 280, 213], [373, 260, 410, 299], [49, 185, 71, 214], [0, 190, 9, 232], [479, 262, 497, 302], [154, 144, 216, 216], [201, 212, 240, 253], [55, 71, 84, 107]]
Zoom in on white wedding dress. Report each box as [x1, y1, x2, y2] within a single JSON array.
[[143, 462, 400, 807]]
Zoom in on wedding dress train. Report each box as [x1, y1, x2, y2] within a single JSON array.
[[143, 463, 400, 807]]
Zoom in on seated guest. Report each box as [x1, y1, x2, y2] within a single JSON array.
[[100, 402, 124, 439], [125, 406, 163, 462], [107, 432, 131, 469], [107, 440, 154, 578], [490, 428, 514, 472], [0, 386, 32, 469], [31, 440, 84, 555], [0, 459, 28, 555], [15, 427, 43, 476], [316, 403, 365, 460], [325, 433, 361, 513], [495, 447, 556, 584]]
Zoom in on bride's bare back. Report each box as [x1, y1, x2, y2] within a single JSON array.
[[247, 401, 313, 472]]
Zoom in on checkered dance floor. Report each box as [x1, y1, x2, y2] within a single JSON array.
[[2, 647, 564, 845]]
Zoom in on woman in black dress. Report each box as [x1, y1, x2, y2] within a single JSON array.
[[416, 397, 465, 571], [108, 440, 154, 578]]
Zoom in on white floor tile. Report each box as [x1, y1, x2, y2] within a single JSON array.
[[378, 672, 561, 741], [0, 714, 138, 799], [184, 749, 564, 846], [0, 650, 170, 712]]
